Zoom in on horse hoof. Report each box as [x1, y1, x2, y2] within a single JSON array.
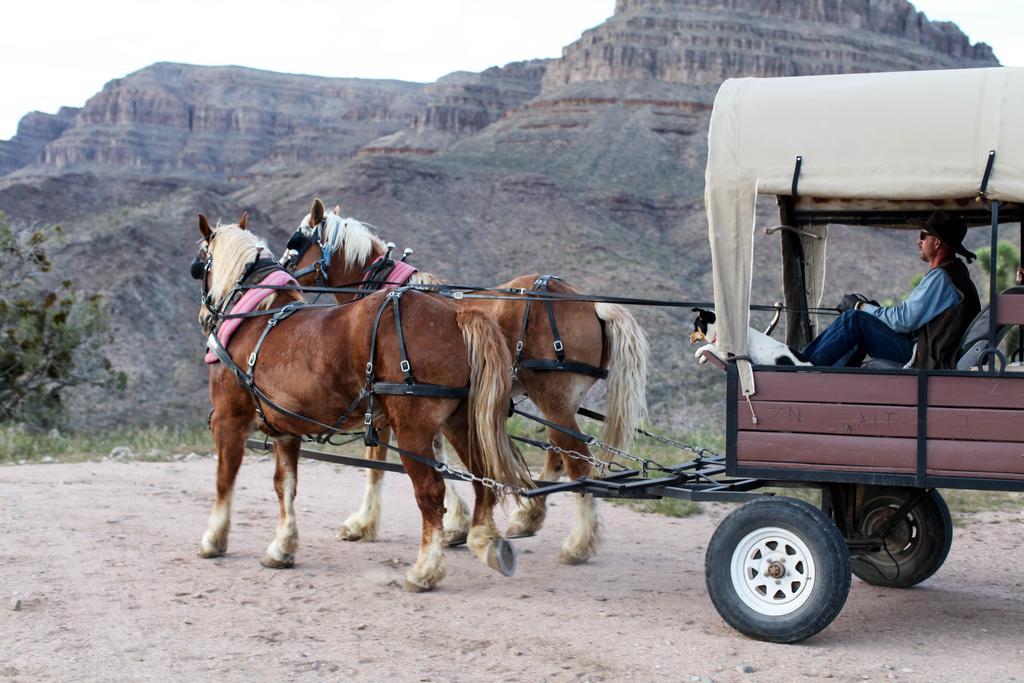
[[443, 529, 468, 547], [260, 554, 295, 569], [505, 526, 536, 540], [486, 538, 517, 577], [197, 546, 224, 559], [403, 579, 432, 593], [337, 525, 363, 542], [558, 551, 589, 566]]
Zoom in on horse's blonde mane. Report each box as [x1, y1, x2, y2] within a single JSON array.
[[204, 224, 272, 311], [299, 211, 384, 269]]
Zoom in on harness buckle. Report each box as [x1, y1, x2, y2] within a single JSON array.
[[364, 412, 373, 426], [400, 360, 411, 373], [365, 362, 373, 376], [515, 341, 524, 353], [247, 352, 257, 368], [452, 290, 464, 300], [553, 340, 564, 353]]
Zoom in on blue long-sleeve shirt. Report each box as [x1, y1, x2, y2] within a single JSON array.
[[859, 267, 962, 334]]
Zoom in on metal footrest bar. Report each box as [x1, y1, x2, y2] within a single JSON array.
[[245, 438, 410, 474], [522, 480, 589, 498], [247, 438, 554, 487], [246, 440, 775, 504]]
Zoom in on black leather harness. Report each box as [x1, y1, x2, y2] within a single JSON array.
[[282, 224, 608, 382], [203, 248, 468, 445], [513, 275, 609, 380]]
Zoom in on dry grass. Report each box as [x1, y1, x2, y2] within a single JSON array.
[[6, 419, 1021, 522], [0, 423, 213, 464]]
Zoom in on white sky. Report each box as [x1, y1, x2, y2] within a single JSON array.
[[2, 0, 1021, 141]]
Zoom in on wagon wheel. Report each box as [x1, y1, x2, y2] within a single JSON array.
[[850, 487, 952, 589], [705, 497, 851, 644]]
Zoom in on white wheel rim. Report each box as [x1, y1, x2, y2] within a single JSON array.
[[730, 526, 816, 617]]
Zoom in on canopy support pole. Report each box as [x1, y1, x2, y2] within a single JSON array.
[[989, 200, 1000, 372], [779, 196, 814, 348], [791, 155, 803, 198]]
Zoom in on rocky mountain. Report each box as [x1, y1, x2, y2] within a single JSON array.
[[0, 0, 1003, 431], [0, 107, 79, 176], [8, 63, 428, 178], [546, 0, 996, 87]]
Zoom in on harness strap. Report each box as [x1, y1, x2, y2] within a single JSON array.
[[220, 301, 339, 321], [207, 325, 368, 436], [538, 276, 567, 363], [519, 358, 609, 379], [372, 382, 468, 398], [514, 284, 535, 365], [391, 292, 415, 384], [363, 292, 394, 444], [511, 407, 594, 447], [245, 304, 301, 431], [512, 275, 608, 380], [362, 258, 396, 295]]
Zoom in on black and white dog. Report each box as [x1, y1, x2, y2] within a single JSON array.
[[689, 308, 810, 366]]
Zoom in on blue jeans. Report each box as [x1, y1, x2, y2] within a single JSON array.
[[802, 310, 915, 367]]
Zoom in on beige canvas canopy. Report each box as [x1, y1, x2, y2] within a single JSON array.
[[705, 66, 1024, 395]]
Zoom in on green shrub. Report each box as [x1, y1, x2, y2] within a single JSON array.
[[0, 213, 124, 428]]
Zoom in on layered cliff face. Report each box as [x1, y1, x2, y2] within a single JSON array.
[[0, 107, 79, 176], [23, 63, 429, 177], [360, 60, 549, 156], [543, 0, 998, 89]]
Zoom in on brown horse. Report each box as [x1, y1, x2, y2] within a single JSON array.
[[193, 213, 531, 591], [284, 198, 649, 564]]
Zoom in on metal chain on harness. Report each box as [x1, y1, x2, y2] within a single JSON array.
[[513, 405, 724, 480], [430, 458, 529, 497], [632, 427, 720, 460], [512, 410, 665, 478]]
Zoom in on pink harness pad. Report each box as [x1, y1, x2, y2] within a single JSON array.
[[368, 256, 418, 290], [385, 260, 418, 289], [204, 269, 297, 364]]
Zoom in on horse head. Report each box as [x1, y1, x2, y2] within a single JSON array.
[[192, 211, 271, 331], [284, 197, 387, 292]]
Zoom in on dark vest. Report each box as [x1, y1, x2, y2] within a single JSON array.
[[914, 258, 980, 370]]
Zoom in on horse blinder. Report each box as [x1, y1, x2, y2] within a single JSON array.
[[190, 253, 208, 280]]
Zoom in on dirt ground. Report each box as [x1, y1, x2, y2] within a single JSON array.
[[1, 455, 1023, 682]]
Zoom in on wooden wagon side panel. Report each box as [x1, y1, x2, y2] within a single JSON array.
[[730, 368, 1024, 483], [925, 374, 1024, 479], [733, 369, 917, 476], [737, 432, 916, 473]]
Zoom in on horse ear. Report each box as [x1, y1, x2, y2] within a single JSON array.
[[238, 211, 248, 230], [310, 198, 325, 226], [198, 214, 213, 240]]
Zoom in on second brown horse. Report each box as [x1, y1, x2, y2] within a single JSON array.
[[285, 199, 649, 564]]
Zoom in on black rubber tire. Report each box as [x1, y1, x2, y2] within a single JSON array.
[[850, 487, 952, 589], [705, 497, 851, 644]]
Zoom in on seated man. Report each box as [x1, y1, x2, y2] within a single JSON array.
[[802, 211, 980, 369]]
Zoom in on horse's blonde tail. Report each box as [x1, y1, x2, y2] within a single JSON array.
[[409, 271, 444, 286], [456, 309, 533, 496], [595, 302, 649, 453]]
